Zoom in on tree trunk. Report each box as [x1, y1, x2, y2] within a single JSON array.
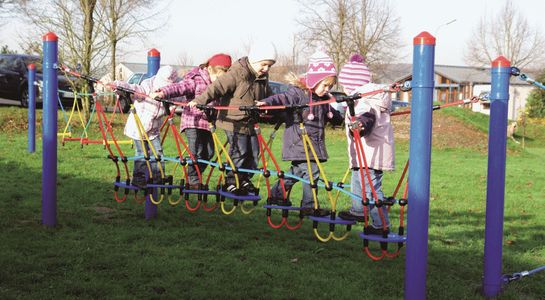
[[80, 0, 97, 121]]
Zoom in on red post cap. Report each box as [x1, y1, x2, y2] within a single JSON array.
[[42, 32, 58, 42], [28, 63, 35, 70], [491, 56, 510, 68], [148, 48, 160, 57], [413, 31, 436, 45]]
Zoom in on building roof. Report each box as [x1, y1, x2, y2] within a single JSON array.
[[118, 62, 191, 74], [377, 64, 536, 86]]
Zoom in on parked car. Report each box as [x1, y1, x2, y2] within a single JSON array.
[[0, 54, 77, 107], [269, 80, 289, 95], [127, 72, 148, 85]]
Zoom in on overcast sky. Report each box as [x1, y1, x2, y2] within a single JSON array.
[[1, 0, 544, 67]]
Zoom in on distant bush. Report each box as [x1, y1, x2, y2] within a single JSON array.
[[526, 69, 545, 118]]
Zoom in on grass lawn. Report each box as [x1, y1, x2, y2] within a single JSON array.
[[0, 105, 544, 299]]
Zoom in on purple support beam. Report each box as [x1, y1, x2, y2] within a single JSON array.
[[482, 56, 511, 297], [144, 48, 160, 220], [404, 31, 435, 299], [28, 64, 36, 153], [42, 32, 58, 227]]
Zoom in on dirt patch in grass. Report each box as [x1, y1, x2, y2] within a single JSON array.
[[392, 111, 488, 152]]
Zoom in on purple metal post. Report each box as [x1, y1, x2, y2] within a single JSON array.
[[42, 32, 58, 227], [28, 64, 37, 153], [404, 31, 435, 299], [147, 48, 160, 77], [144, 48, 160, 220], [482, 56, 511, 297]]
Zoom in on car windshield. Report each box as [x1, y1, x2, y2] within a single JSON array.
[[0, 55, 42, 73], [23, 57, 42, 73], [128, 73, 145, 84]]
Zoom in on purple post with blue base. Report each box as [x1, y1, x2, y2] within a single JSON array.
[[404, 31, 435, 299], [482, 56, 511, 297], [42, 32, 58, 227], [28, 64, 36, 153], [144, 48, 160, 220]]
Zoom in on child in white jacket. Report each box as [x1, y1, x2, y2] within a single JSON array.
[[337, 54, 395, 235], [113, 65, 179, 188]]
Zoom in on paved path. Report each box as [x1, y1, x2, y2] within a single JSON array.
[[0, 98, 21, 106]]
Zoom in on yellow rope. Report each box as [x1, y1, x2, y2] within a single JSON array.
[[302, 134, 335, 210], [333, 167, 351, 204], [313, 229, 333, 242], [220, 201, 237, 215], [240, 202, 256, 215], [132, 108, 165, 205], [330, 231, 351, 241], [212, 132, 240, 188], [300, 123, 320, 210]]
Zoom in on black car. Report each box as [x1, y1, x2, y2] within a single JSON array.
[[0, 54, 76, 107]]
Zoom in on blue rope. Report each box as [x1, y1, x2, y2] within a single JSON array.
[[519, 74, 545, 90], [119, 156, 392, 204], [503, 265, 545, 284], [195, 159, 390, 203]]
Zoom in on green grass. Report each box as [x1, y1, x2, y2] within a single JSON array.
[[1, 106, 544, 299]]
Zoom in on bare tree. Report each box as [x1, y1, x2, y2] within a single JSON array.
[[0, 0, 31, 25], [176, 50, 194, 67], [296, 0, 402, 71], [17, 0, 108, 75], [97, 0, 167, 80], [17, 0, 108, 119], [269, 35, 306, 82], [464, 0, 545, 68]]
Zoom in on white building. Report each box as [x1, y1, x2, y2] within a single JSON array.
[[379, 64, 536, 120]]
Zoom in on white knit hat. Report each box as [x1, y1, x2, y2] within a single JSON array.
[[153, 65, 178, 89], [247, 42, 277, 64], [338, 53, 371, 95]]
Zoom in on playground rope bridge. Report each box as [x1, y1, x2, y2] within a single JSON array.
[[46, 52, 492, 262], [30, 31, 545, 299]]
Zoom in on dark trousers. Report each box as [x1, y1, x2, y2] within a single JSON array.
[[224, 130, 259, 185], [185, 128, 214, 185], [270, 160, 320, 208], [133, 137, 164, 186]]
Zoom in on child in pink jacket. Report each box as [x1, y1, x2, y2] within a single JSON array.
[[337, 54, 395, 235], [150, 54, 232, 189]]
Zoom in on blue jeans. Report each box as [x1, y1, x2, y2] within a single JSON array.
[[224, 130, 259, 185], [270, 161, 320, 208], [350, 169, 390, 228], [184, 128, 214, 185], [133, 137, 164, 186]]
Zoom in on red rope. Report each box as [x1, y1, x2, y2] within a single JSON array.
[[284, 217, 303, 230], [364, 247, 386, 261], [267, 215, 286, 229]]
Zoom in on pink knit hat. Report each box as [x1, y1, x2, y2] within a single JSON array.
[[305, 49, 337, 89], [338, 53, 371, 95]]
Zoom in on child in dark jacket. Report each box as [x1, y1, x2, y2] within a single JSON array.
[[256, 49, 343, 216], [188, 43, 276, 195], [150, 54, 232, 188]]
